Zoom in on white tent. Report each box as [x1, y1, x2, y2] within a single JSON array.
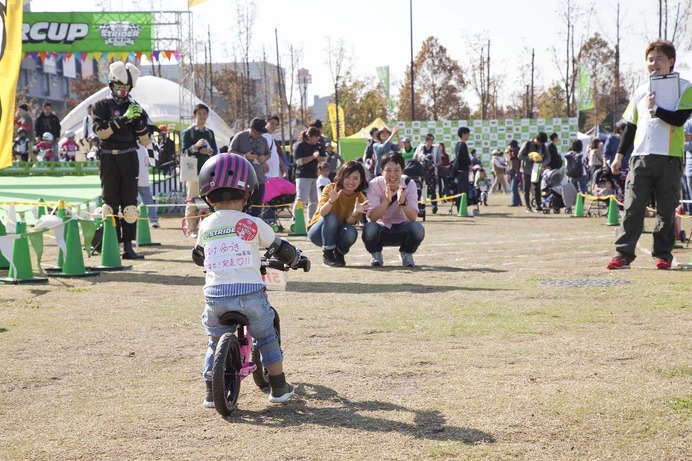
[[60, 76, 233, 143]]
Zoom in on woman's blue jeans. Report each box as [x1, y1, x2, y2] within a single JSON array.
[[307, 212, 358, 254]]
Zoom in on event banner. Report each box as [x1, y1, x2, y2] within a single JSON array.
[[22, 12, 153, 53], [1, 0, 25, 170], [396, 118, 579, 165]]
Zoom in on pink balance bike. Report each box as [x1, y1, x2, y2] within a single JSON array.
[[211, 255, 310, 417]]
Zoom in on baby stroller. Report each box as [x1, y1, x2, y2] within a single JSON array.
[[534, 168, 566, 214], [587, 166, 624, 217], [403, 159, 428, 221], [262, 177, 296, 232]]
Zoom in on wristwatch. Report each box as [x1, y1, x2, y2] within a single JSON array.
[[649, 106, 658, 117]]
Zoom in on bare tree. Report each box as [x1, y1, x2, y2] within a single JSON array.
[[234, 0, 256, 122], [326, 38, 348, 142]]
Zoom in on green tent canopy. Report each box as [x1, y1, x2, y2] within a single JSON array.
[[338, 118, 390, 161]]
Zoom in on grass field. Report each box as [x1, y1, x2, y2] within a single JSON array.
[[1, 200, 690, 460]]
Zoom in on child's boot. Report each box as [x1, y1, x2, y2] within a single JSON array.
[[203, 380, 214, 408], [268, 373, 294, 403]]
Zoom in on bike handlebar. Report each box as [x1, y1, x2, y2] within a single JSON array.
[[262, 255, 311, 273]]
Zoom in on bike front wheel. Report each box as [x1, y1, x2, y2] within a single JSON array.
[[252, 307, 281, 390], [212, 333, 241, 416]]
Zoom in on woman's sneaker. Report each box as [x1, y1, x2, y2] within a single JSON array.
[[334, 249, 346, 266], [323, 249, 342, 267]]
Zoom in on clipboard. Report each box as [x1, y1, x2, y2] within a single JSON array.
[[650, 72, 680, 111]]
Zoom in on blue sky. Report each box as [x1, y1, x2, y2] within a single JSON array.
[[28, 0, 685, 107]]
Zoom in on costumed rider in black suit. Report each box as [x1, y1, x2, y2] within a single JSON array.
[[93, 61, 153, 260]]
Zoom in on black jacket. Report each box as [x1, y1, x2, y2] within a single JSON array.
[[452, 140, 470, 177], [35, 113, 61, 139]]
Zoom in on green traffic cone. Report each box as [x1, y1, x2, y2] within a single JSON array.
[[90, 216, 131, 271], [36, 197, 47, 220], [573, 194, 585, 217], [605, 197, 620, 226], [48, 220, 99, 278], [457, 193, 470, 217], [137, 204, 160, 246], [289, 202, 307, 236], [1, 222, 48, 284], [0, 220, 10, 270]]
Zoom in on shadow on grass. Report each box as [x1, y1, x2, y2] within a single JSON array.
[[0, 328, 8, 333], [227, 383, 495, 444], [346, 265, 508, 274], [288, 281, 506, 294], [97, 272, 204, 286]]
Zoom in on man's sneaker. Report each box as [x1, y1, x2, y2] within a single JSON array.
[[151, 222, 160, 228], [203, 381, 214, 408], [370, 251, 384, 267], [655, 258, 671, 270], [399, 251, 415, 267], [269, 382, 295, 403], [607, 256, 632, 270]]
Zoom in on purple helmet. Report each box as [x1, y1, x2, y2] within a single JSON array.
[[199, 153, 258, 198]]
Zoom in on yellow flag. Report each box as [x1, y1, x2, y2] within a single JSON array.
[[327, 103, 345, 139], [188, 0, 209, 7], [0, 0, 25, 170]]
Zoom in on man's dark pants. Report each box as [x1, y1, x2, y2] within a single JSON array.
[[615, 155, 682, 262]]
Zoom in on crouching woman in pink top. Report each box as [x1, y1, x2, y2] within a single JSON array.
[[362, 152, 425, 267]]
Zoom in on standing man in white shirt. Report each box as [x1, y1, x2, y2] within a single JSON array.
[[608, 39, 692, 270]]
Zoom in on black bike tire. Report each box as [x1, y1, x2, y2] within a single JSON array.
[[252, 307, 281, 390], [212, 333, 241, 416]]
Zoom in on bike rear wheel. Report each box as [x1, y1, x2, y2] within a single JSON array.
[[212, 333, 241, 416], [252, 307, 281, 390]]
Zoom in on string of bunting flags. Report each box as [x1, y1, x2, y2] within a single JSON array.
[[23, 50, 180, 64]]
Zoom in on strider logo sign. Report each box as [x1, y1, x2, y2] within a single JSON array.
[[98, 21, 141, 47]]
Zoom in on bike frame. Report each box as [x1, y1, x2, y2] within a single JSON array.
[[235, 325, 257, 380]]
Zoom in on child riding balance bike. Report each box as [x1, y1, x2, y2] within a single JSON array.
[[191, 153, 310, 416]]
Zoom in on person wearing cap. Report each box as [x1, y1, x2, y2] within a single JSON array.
[[15, 104, 35, 160], [373, 125, 400, 176], [181, 103, 219, 237], [230, 117, 270, 217], [400, 137, 415, 161], [156, 125, 176, 175]]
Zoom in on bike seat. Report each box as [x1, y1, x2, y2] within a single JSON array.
[[219, 311, 249, 326]]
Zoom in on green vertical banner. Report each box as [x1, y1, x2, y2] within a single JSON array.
[[578, 63, 595, 111], [22, 12, 154, 53], [376, 65, 394, 113]]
